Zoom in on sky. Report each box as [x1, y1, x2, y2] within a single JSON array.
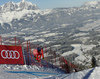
[[0, 0, 99, 9]]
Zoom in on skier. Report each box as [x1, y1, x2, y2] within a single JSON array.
[[33, 45, 44, 62]]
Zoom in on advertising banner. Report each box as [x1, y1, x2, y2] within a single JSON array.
[[0, 45, 24, 65]]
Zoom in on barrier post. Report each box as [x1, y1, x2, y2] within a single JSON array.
[[54, 51, 56, 68], [59, 55, 61, 68], [27, 41, 28, 52], [22, 47, 26, 65], [27, 41, 30, 65], [29, 41, 33, 65], [50, 47, 53, 68], [45, 46, 48, 67]]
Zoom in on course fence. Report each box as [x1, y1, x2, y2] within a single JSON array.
[[0, 36, 77, 73]]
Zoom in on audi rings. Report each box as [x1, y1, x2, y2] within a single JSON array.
[[1, 50, 20, 59]]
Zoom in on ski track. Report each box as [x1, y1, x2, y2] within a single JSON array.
[[0, 65, 100, 79]]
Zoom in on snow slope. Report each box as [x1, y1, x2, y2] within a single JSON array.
[[0, 9, 41, 25], [0, 64, 100, 79], [0, 64, 63, 79], [62, 44, 96, 65]]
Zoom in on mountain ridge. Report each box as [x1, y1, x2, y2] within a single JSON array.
[[0, 0, 39, 13], [0, 0, 100, 34]]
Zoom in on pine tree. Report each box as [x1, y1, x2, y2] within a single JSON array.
[[91, 56, 97, 67]]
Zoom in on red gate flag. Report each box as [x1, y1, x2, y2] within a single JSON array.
[[0, 45, 24, 65]]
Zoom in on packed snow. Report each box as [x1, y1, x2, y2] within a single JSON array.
[[62, 44, 95, 56], [79, 19, 100, 31], [62, 44, 96, 65], [0, 64, 100, 79]]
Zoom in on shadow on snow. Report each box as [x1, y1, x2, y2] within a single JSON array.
[[83, 68, 94, 79]]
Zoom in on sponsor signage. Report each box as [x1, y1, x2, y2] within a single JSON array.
[[0, 45, 24, 65]]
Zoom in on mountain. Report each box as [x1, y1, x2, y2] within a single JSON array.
[[0, 0, 39, 13], [0, 0, 40, 33], [82, 1, 100, 7], [1, 1, 100, 69]]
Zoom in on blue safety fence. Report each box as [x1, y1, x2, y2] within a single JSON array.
[[5, 71, 60, 77]]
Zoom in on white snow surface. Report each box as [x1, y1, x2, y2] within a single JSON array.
[[83, 1, 99, 6], [79, 19, 100, 31], [0, 9, 41, 25], [62, 44, 96, 65], [62, 44, 95, 56], [0, 64, 100, 79]]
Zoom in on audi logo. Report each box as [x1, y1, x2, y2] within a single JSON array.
[[1, 50, 20, 59]]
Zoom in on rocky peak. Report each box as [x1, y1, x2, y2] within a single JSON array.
[[0, 0, 39, 13]]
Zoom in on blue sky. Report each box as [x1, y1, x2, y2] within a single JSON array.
[[0, 0, 98, 9]]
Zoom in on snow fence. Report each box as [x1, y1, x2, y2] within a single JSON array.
[[0, 36, 77, 73]]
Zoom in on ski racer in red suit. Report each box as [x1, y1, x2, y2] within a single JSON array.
[[33, 46, 44, 62]]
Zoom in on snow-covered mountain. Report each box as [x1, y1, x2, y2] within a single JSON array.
[[1, 0, 100, 69], [0, 0, 39, 13], [82, 1, 100, 7], [0, 0, 41, 33]]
